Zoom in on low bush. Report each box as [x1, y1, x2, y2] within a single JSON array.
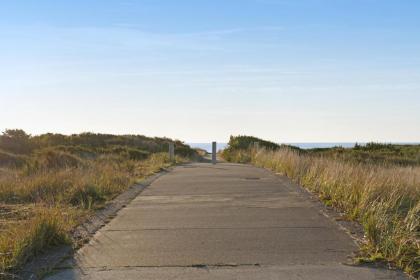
[[0, 151, 27, 168], [32, 149, 83, 170]]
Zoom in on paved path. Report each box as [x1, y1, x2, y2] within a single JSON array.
[[48, 163, 407, 279]]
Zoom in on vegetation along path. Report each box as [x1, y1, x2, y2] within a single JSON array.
[[47, 162, 408, 279]]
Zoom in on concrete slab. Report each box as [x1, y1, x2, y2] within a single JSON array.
[[105, 206, 333, 230], [46, 163, 408, 279], [48, 265, 407, 280], [76, 227, 353, 267]]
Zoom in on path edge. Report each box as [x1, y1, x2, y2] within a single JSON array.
[[18, 167, 173, 280], [254, 164, 411, 278]]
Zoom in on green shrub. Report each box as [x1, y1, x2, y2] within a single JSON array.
[[226, 135, 280, 150], [69, 184, 105, 209], [28, 149, 83, 171], [0, 129, 35, 154], [0, 150, 27, 168], [126, 148, 149, 160], [307, 143, 420, 166], [221, 135, 301, 163]]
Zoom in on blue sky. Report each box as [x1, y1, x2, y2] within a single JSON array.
[[1, 0, 419, 142]]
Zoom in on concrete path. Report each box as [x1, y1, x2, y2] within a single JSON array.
[[48, 163, 407, 279]]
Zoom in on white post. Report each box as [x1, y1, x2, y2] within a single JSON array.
[[212, 141, 217, 164], [254, 142, 259, 150], [169, 143, 175, 162]]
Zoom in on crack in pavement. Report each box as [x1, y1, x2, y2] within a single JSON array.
[[79, 263, 262, 270]]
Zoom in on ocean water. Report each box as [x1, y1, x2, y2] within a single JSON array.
[[188, 142, 356, 152], [289, 143, 359, 149], [188, 142, 419, 153], [188, 143, 228, 153]]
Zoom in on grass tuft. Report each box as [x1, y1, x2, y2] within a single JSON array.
[[0, 207, 73, 272]]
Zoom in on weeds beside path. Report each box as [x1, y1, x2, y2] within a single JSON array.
[[0, 130, 198, 277], [222, 136, 420, 278]]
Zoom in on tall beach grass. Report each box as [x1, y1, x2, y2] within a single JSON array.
[[0, 130, 198, 276], [224, 144, 419, 276], [0, 152, 179, 275]]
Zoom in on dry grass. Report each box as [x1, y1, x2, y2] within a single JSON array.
[[227, 147, 419, 276], [0, 207, 76, 272], [0, 152, 187, 275], [0, 130, 197, 275]]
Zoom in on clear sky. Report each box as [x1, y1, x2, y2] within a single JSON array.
[[1, 0, 419, 142]]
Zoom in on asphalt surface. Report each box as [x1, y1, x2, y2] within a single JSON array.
[[47, 163, 408, 279]]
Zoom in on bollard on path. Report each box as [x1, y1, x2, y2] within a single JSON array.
[[169, 143, 175, 162], [253, 142, 260, 150], [212, 141, 217, 164]]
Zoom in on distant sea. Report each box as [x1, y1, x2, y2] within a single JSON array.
[[289, 143, 360, 149], [188, 143, 229, 153], [188, 142, 419, 153], [188, 142, 357, 153]]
